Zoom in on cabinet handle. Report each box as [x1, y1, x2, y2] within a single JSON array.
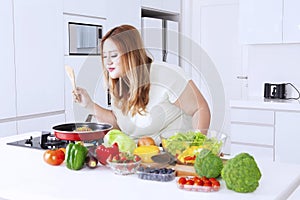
[[237, 76, 248, 80]]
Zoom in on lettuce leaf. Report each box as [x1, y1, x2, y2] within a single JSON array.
[[103, 129, 136, 154]]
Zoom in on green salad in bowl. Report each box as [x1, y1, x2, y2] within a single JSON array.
[[160, 129, 227, 165]]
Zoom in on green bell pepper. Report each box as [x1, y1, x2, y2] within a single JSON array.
[[66, 142, 88, 170]]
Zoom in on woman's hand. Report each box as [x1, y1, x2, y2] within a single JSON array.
[[73, 87, 94, 109]]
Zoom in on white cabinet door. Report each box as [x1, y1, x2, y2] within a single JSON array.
[[17, 114, 65, 134], [0, 122, 17, 138], [275, 111, 300, 164], [283, 0, 300, 43], [231, 143, 274, 161], [141, 0, 162, 10], [142, 0, 180, 13], [142, 17, 163, 62], [162, 0, 181, 13], [0, 0, 16, 120], [63, 0, 107, 18], [14, 0, 64, 116], [106, 0, 141, 30], [239, 0, 283, 44], [167, 20, 179, 65]]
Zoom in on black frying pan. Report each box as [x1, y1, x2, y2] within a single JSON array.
[[52, 122, 113, 141]]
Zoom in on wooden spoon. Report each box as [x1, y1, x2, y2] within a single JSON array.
[[65, 65, 79, 101], [65, 65, 76, 91]]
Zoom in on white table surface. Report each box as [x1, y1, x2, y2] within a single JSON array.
[[0, 132, 300, 200]]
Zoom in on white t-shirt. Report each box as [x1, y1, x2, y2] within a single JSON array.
[[111, 62, 193, 142]]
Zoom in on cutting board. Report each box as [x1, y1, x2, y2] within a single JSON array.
[[174, 158, 228, 177], [174, 164, 197, 177]]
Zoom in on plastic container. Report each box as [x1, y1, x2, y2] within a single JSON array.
[[136, 167, 176, 182], [176, 176, 220, 192], [107, 159, 141, 175]]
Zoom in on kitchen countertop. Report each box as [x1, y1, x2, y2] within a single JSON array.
[[230, 97, 300, 111], [1, 132, 300, 200]]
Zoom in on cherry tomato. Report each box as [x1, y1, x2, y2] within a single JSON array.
[[186, 179, 194, 185], [203, 180, 212, 187], [212, 181, 220, 191], [194, 178, 204, 186], [209, 178, 217, 182], [43, 149, 65, 166], [211, 181, 220, 187], [178, 177, 187, 185]]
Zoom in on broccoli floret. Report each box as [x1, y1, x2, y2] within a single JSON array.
[[221, 153, 262, 193], [194, 149, 223, 178]]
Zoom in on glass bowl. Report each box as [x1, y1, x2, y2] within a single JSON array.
[[106, 156, 142, 175], [160, 129, 227, 165]]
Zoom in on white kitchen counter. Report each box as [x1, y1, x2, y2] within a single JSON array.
[[0, 132, 300, 200], [230, 97, 300, 111]]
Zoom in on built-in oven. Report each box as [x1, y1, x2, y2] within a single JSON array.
[[68, 22, 102, 55]]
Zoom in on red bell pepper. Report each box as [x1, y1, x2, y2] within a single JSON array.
[[96, 143, 119, 165]]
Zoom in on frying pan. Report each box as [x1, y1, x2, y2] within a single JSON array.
[[52, 122, 113, 141]]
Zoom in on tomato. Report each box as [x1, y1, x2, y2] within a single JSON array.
[[186, 179, 194, 185], [211, 181, 220, 191], [194, 178, 204, 186], [209, 178, 217, 182], [183, 155, 196, 161], [211, 181, 220, 187], [178, 177, 187, 185], [43, 149, 65, 166], [203, 180, 212, 187], [59, 147, 66, 154]]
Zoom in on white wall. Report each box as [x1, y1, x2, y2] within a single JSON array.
[[246, 44, 300, 99]]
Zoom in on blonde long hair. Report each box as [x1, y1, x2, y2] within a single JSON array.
[[100, 25, 152, 116]]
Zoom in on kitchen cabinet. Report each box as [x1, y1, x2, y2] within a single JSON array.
[[142, 17, 163, 62], [230, 108, 275, 161], [13, 0, 64, 116], [0, 0, 16, 120], [106, 0, 141, 30], [239, 0, 300, 44], [230, 99, 300, 164], [63, 0, 107, 19], [275, 111, 300, 164], [17, 113, 65, 134], [141, 0, 181, 13], [283, 0, 300, 43], [142, 16, 179, 65], [0, 122, 17, 138]]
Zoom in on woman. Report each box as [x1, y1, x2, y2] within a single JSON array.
[[74, 24, 210, 141]]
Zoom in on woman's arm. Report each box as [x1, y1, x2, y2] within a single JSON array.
[[88, 103, 119, 129], [74, 87, 119, 129], [174, 80, 211, 131]]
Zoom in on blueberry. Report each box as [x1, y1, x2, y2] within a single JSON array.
[[145, 167, 151, 173]]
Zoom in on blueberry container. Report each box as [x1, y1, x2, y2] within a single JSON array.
[[136, 167, 176, 182]]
